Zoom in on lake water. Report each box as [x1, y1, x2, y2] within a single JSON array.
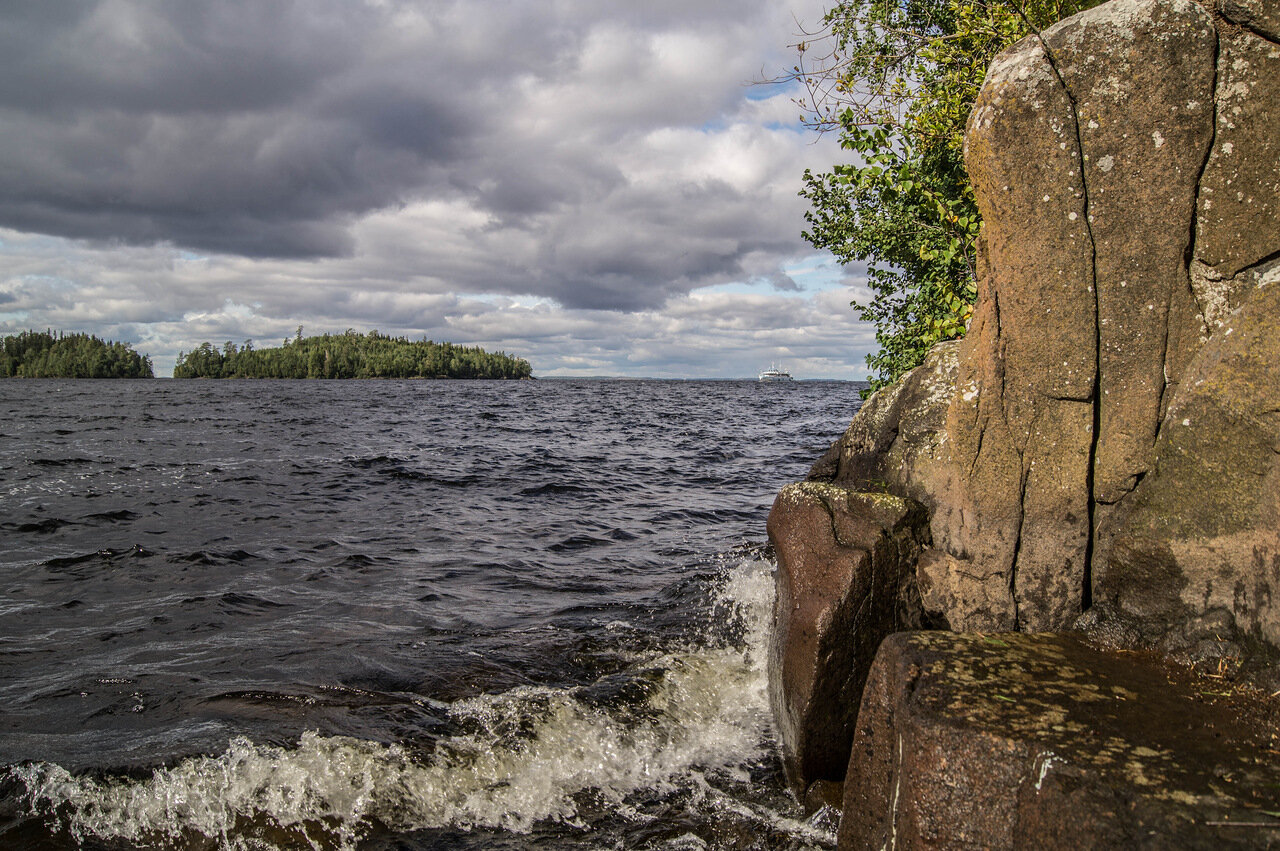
[[0, 378, 863, 850]]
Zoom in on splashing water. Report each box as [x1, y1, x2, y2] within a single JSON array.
[[9, 559, 833, 850]]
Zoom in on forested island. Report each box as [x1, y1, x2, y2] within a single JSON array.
[[173, 329, 533, 379], [1, 330, 155, 378]]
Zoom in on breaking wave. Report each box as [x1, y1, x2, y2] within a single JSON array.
[[8, 559, 834, 850]]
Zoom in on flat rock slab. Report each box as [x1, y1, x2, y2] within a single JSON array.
[[841, 631, 1280, 849]]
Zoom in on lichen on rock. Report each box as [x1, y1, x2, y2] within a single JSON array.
[[840, 631, 1280, 849], [765, 0, 1280, 842]]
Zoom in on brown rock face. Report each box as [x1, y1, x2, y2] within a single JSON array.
[[1192, 23, 1280, 327], [1196, 27, 1280, 277], [956, 30, 1097, 632], [840, 631, 1280, 850], [1097, 275, 1280, 659], [954, 0, 1217, 631], [1056, 0, 1216, 508], [812, 340, 957, 502], [765, 483, 929, 800], [765, 0, 1280, 831], [1218, 0, 1280, 39], [803, 0, 1274, 645]]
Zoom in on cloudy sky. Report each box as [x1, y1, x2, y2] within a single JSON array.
[[0, 0, 875, 378]]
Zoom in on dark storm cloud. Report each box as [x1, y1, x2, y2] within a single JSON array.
[[0, 2, 485, 257], [0, 0, 838, 316], [0, 3, 357, 114], [526, 177, 804, 310]]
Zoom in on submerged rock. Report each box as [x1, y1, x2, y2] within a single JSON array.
[[840, 631, 1280, 850]]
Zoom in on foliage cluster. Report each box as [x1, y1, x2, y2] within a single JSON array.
[[792, 0, 1101, 389], [173, 329, 533, 380], [1, 330, 154, 378]]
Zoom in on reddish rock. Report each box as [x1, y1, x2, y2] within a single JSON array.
[[766, 483, 929, 801], [811, 341, 957, 501], [1056, 0, 1216, 509], [764, 1, 1280, 838], [840, 631, 1280, 850], [955, 0, 1218, 631], [955, 14, 1099, 632], [1217, 0, 1280, 39], [1195, 25, 1280, 285]]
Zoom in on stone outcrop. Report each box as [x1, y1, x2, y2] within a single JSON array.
[[808, 341, 959, 496], [938, 0, 1219, 634], [765, 0, 1280, 837], [841, 631, 1280, 849], [766, 483, 930, 801], [1196, 25, 1280, 287], [1218, 0, 1280, 37], [1095, 273, 1280, 666]]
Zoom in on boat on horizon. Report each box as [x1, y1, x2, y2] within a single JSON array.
[[758, 363, 794, 382]]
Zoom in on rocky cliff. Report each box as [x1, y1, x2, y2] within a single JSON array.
[[767, 0, 1280, 845]]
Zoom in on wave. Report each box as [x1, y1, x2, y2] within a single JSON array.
[[29, 457, 95, 467], [7, 559, 833, 851]]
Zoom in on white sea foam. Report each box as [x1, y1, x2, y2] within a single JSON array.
[[11, 558, 827, 850]]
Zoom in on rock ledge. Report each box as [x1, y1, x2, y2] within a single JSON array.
[[841, 631, 1280, 849]]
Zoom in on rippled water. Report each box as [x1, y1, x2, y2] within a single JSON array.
[[0, 378, 863, 850]]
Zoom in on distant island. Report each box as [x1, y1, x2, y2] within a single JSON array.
[[1, 330, 155, 378], [174, 329, 533, 379]]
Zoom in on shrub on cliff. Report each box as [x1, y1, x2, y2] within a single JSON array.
[[789, 0, 1102, 390]]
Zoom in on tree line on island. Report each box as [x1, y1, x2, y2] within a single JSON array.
[[0, 330, 155, 378], [1, 328, 532, 379], [173, 329, 533, 379]]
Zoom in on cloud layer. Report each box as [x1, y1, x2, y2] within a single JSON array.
[[0, 0, 872, 377]]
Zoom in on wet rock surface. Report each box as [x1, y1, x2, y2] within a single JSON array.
[[766, 483, 930, 800], [840, 631, 1280, 850]]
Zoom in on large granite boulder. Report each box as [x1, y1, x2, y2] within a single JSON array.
[[948, 0, 1217, 631], [804, 0, 1224, 640], [840, 631, 1280, 850], [1194, 23, 1280, 290], [767, 342, 957, 799], [809, 341, 957, 500], [766, 483, 930, 801], [790, 0, 1279, 662], [1217, 0, 1280, 38]]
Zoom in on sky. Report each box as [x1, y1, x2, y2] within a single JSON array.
[[0, 0, 876, 379]]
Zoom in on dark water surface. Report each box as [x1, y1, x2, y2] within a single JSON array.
[[0, 379, 862, 850]]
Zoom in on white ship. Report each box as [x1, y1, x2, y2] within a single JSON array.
[[758, 362, 794, 382]]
